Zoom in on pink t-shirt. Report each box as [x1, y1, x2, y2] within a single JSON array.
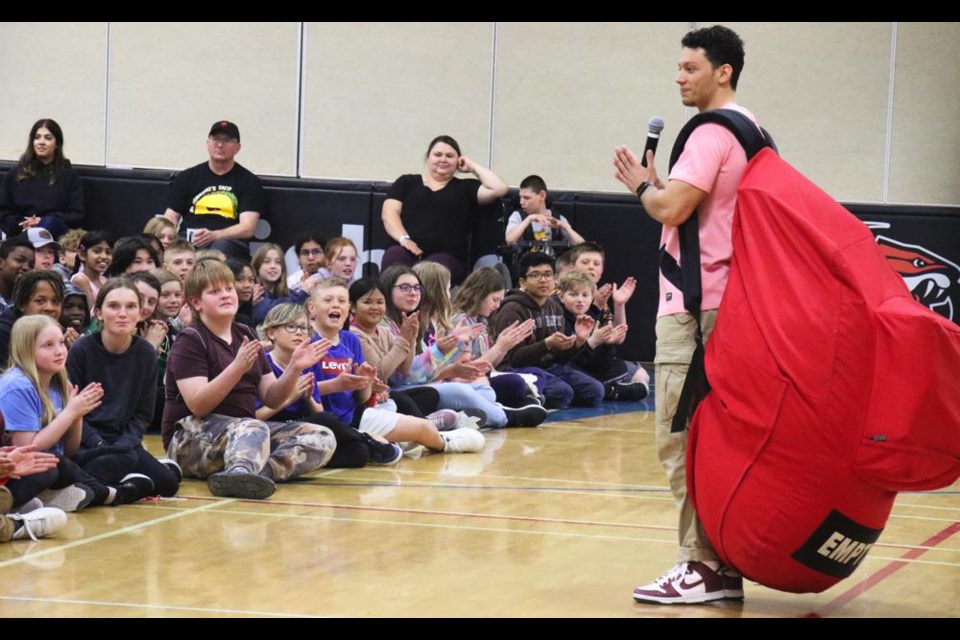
[[657, 103, 758, 318]]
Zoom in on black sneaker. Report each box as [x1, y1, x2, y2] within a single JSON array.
[[157, 457, 183, 483], [207, 468, 276, 500], [115, 474, 155, 505], [460, 408, 487, 428], [502, 403, 548, 428], [362, 433, 403, 466], [605, 380, 649, 401]]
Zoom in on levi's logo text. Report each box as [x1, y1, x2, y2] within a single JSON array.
[[320, 357, 354, 374], [791, 510, 883, 578]]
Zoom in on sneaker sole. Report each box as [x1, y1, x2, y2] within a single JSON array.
[[632, 590, 728, 605], [208, 473, 276, 500]]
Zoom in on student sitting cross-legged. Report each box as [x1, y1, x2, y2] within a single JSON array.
[[554, 271, 649, 401], [161, 258, 337, 500], [489, 252, 605, 408], [309, 277, 485, 455], [255, 302, 404, 467]]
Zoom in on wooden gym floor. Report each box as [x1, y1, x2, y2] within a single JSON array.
[[0, 402, 956, 618]]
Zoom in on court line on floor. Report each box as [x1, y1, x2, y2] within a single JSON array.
[[874, 541, 960, 554], [173, 504, 677, 545], [285, 480, 675, 501], [0, 595, 328, 618], [355, 466, 668, 490], [146, 498, 676, 532], [893, 501, 960, 512], [863, 554, 960, 568], [538, 424, 656, 434], [0, 499, 234, 571], [811, 521, 960, 617], [888, 513, 960, 523]]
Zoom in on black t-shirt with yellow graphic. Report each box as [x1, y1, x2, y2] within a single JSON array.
[[166, 161, 266, 232]]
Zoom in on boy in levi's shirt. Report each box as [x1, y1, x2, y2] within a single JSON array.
[[309, 277, 485, 455]]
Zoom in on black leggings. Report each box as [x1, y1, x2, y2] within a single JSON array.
[[392, 387, 439, 417], [273, 411, 368, 469], [75, 445, 180, 498], [6, 456, 112, 507]]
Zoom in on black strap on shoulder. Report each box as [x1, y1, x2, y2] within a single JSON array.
[[665, 109, 776, 433]]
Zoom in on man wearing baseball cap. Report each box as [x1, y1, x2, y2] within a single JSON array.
[[162, 120, 265, 260]]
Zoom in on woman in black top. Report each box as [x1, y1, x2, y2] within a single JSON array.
[[380, 135, 508, 284], [0, 119, 84, 239]]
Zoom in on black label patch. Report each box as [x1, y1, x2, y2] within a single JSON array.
[[791, 510, 883, 578]]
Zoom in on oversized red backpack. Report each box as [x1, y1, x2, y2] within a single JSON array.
[[671, 110, 960, 593]]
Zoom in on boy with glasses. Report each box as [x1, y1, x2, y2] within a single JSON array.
[[287, 231, 327, 292], [490, 252, 604, 407]]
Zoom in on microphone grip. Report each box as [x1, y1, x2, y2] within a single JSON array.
[[641, 134, 660, 168]]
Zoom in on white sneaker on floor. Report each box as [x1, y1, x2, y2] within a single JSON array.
[[7, 508, 68, 541], [632, 561, 729, 605], [12, 498, 44, 514], [440, 428, 486, 453]]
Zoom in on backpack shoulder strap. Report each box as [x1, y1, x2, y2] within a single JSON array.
[[664, 108, 776, 433], [669, 108, 776, 172]]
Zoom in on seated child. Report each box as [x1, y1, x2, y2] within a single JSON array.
[[256, 302, 402, 466], [309, 277, 485, 454], [555, 271, 649, 400], [162, 259, 337, 500], [490, 252, 604, 407]]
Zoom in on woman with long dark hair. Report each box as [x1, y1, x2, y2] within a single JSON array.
[[0, 119, 84, 239]]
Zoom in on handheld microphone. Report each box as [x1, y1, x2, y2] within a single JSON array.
[[641, 116, 665, 168]]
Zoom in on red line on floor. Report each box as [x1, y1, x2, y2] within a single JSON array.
[[812, 521, 960, 617]]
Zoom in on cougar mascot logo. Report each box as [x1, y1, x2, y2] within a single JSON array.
[[866, 222, 960, 321]]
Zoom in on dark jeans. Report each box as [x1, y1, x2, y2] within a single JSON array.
[[489, 373, 532, 407], [75, 444, 180, 497], [381, 245, 466, 284], [544, 364, 605, 407], [6, 456, 111, 507]]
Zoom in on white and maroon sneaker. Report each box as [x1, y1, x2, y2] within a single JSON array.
[[632, 561, 728, 604]]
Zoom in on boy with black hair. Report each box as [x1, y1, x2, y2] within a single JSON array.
[[287, 230, 327, 292], [491, 252, 604, 407], [0, 239, 35, 312]]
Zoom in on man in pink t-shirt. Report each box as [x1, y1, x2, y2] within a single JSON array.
[[613, 25, 757, 605]]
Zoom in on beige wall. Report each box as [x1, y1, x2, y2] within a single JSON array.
[[726, 22, 892, 203], [0, 22, 957, 206], [888, 22, 960, 205], [106, 22, 300, 176], [0, 23, 108, 166], [493, 22, 688, 192], [301, 22, 493, 182]]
